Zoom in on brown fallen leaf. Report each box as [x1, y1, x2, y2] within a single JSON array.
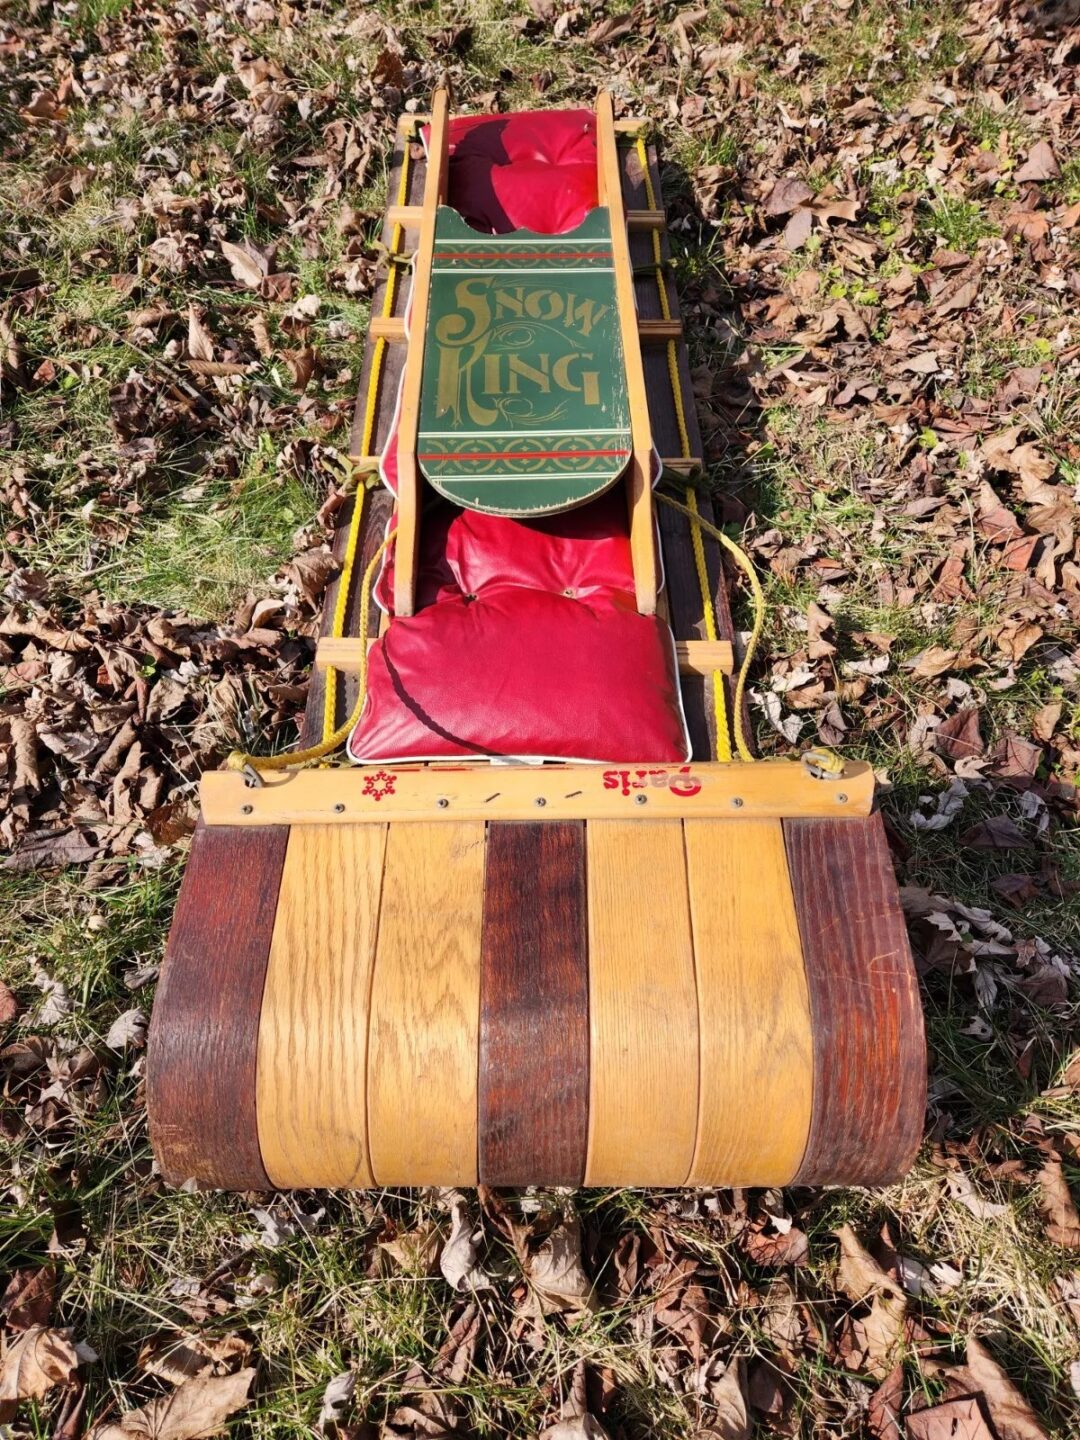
[[0, 1326, 80, 1402], [908, 645, 959, 678], [835, 1291, 906, 1381], [960, 816, 1029, 850], [136, 1332, 251, 1386], [765, 177, 813, 216], [0, 979, 18, 1025], [905, 1395, 995, 1440], [654, 1256, 715, 1361], [992, 619, 1042, 664], [186, 306, 214, 364], [1, 1267, 57, 1330], [1036, 1158, 1080, 1248], [866, 1362, 903, 1440], [740, 1220, 809, 1269], [524, 1217, 596, 1317], [1031, 702, 1062, 743], [936, 709, 984, 762], [693, 1355, 750, 1440], [834, 1225, 905, 1304], [90, 1367, 255, 1440], [1014, 140, 1059, 182], [928, 1339, 1050, 1440], [219, 239, 271, 290]]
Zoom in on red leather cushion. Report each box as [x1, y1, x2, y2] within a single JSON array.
[[435, 110, 599, 235], [349, 588, 688, 763], [375, 488, 635, 612]]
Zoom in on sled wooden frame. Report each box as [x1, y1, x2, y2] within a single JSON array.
[[392, 89, 658, 618], [147, 104, 926, 1194], [201, 758, 875, 826]]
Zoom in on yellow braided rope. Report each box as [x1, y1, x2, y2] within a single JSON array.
[[635, 135, 733, 759], [226, 529, 395, 775], [320, 131, 414, 742], [655, 491, 763, 764], [321, 484, 367, 744]]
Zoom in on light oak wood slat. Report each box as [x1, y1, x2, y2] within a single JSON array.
[[367, 821, 486, 1184], [256, 824, 387, 1187], [314, 634, 733, 677], [627, 209, 665, 229], [201, 759, 875, 827], [684, 819, 814, 1185], [596, 91, 657, 616], [393, 88, 450, 619], [585, 820, 698, 1185], [660, 456, 705, 475], [638, 319, 684, 342], [380, 203, 664, 233], [369, 316, 407, 341]]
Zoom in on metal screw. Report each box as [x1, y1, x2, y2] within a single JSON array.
[[731, 796, 744, 809], [534, 797, 547, 807], [334, 802, 346, 813], [437, 797, 449, 809], [241, 803, 253, 815], [836, 792, 848, 805], [635, 794, 648, 806]]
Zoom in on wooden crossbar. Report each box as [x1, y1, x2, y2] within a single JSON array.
[[313, 635, 733, 677], [387, 204, 665, 231], [201, 759, 873, 826]]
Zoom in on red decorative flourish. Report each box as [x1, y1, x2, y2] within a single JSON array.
[[361, 770, 396, 802]]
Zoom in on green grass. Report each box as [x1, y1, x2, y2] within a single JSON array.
[[2, 0, 1080, 1436]]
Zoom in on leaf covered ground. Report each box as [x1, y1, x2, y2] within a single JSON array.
[[1, 0, 1079, 1436]]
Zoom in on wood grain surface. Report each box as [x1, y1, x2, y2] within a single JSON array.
[[684, 818, 814, 1186], [585, 820, 698, 1185], [147, 824, 288, 1188], [786, 815, 926, 1185], [596, 93, 657, 615], [200, 759, 875, 827], [393, 88, 449, 618], [367, 821, 486, 1184], [478, 823, 589, 1185], [256, 824, 387, 1187]]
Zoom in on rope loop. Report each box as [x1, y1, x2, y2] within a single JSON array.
[[654, 489, 763, 765], [225, 527, 395, 776]]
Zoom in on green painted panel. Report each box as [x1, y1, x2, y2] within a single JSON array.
[[418, 206, 630, 516]]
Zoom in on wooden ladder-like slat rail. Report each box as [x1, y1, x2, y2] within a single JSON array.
[[392, 88, 450, 619]]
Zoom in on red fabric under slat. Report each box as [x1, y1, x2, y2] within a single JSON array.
[[435, 109, 599, 235]]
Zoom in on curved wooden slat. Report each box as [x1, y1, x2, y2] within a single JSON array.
[[479, 822, 588, 1186], [585, 820, 698, 1186], [367, 821, 486, 1185], [684, 818, 813, 1186], [256, 824, 387, 1188], [785, 816, 926, 1185], [147, 824, 288, 1189]]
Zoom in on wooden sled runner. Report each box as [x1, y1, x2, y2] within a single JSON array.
[[148, 93, 926, 1191]]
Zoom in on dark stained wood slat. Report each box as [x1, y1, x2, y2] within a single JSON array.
[[784, 815, 926, 1186], [479, 822, 589, 1185], [147, 824, 289, 1188]]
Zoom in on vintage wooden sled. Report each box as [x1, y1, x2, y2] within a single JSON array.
[[147, 93, 926, 1191]]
